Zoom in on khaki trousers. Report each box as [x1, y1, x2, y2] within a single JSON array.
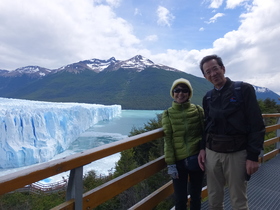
[[206, 148, 248, 210]]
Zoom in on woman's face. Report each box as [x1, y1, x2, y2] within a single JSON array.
[[173, 85, 189, 104]]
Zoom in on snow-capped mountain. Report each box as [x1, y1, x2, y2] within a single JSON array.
[[0, 69, 9, 74], [0, 55, 179, 77], [57, 57, 118, 73], [0, 66, 52, 78], [104, 55, 179, 72], [56, 55, 179, 73], [254, 86, 269, 93], [254, 85, 280, 103]]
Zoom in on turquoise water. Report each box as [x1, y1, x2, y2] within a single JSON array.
[[90, 109, 163, 135], [69, 110, 163, 151]]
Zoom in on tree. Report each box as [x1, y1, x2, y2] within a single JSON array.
[[258, 98, 280, 113]]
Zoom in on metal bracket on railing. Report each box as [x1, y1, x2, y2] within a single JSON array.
[[277, 117, 280, 150], [66, 166, 83, 210], [259, 150, 264, 164]]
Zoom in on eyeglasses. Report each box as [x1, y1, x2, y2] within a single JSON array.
[[173, 88, 189, 93], [204, 66, 221, 76]]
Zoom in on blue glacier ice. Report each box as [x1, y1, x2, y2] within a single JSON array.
[[0, 98, 121, 169]]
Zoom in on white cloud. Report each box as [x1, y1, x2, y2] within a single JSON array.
[[156, 6, 175, 27], [199, 27, 205, 31], [226, 0, 250, 9], [105, 0, 121, 8], [134, 8, 141, 16], [209, 0, 224, 9], [0, 0, 140, 70], [154, 49, 200, 71], [205, 13, 225, 23], [145, 35, 158, 42]]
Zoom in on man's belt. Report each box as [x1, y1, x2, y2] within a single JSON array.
[[206, 133, 247, 153]]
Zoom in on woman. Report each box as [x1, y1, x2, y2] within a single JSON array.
[[162, 78, 204, 210]]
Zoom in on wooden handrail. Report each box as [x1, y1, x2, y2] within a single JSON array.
[[265, 124, 280, 132], [0, 128, 164, 195], [52, 156, 167, 210], [263, 149, 279, 162], [263, 137, 280, 147], [128, 180, 174, 210], [262, 113, 280, 118]]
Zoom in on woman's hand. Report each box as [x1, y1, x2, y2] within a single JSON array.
[[167, 164, 179, 179]]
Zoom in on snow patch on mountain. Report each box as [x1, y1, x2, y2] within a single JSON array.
[[0, 66, 52, 78], [104, 55, 179, 72], [86, 57, 117, 72], [254, 86, 269, 93], [253, 85, 280, 104]]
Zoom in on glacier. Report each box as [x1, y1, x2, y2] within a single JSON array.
[[0, 98, 121, 169]]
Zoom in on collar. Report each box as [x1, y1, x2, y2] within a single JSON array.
[[172, 100, 190, 110], [215, 77, 231, 91]]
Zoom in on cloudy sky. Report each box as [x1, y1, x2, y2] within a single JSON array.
[[0, 0, 280, 95]]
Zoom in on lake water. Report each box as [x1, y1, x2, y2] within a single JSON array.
[[1, 110, 163, 183]]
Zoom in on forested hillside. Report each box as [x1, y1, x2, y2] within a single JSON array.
[[1, 68, 212, 109]]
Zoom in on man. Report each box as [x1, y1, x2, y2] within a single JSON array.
[[198, 55, 265, 210]]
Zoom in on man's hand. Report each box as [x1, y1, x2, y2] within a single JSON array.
[[198, 149, 206, 171], [246, 159, 259, 175]]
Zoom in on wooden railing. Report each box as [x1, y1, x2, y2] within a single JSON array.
[[0, 114, 279, 210], [260, 113, 280, 162]]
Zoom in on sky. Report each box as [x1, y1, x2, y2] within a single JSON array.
[[0, 0, 280, 95]]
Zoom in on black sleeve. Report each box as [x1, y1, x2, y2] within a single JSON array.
[[200, 95, 208, 150], [242, 83, 265, 161]]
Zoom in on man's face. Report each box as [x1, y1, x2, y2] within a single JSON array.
[[202, 59, 226, 89]]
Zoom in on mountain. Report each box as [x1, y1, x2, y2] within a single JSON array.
[[254, 86, 280, 104], [0, 66, 52, 78], [57, 57, 118, 73], [0, 55, 279, 109]]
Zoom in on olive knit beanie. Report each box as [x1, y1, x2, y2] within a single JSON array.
[[170, 78, 193, 99]]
